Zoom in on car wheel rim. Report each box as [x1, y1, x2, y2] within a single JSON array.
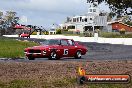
[[51, 52, 56, 59], [77, 52, 81, 58]]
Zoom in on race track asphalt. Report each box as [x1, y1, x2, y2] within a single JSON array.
[[2, 37, 132, 61]]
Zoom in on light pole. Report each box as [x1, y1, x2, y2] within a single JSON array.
[[92, 21, 95, 36]]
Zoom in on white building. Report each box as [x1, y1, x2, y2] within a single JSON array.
[[60, 0, 107, 33]]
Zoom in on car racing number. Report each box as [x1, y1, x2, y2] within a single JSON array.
[[64, 49, 68, 55]]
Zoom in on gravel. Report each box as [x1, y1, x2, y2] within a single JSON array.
[[0, 37, 132, 87], [0, 60, 132, 88]]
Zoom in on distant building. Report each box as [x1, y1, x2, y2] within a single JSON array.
[[108, 21, 132, 32], [48, 24, 57, 35], [60, 0, 107, 33]]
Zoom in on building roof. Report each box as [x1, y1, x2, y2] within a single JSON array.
[[107, 21, 132, 28]]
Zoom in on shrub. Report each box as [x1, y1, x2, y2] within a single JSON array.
[[31, 32, 37, 35], [44, 31, 49, 35], [64, 29, 69, 31], [56, 29, 62, 34], [119, 28, 126, 35]]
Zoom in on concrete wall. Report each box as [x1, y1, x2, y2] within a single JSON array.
[[3, 35, 132, 45]]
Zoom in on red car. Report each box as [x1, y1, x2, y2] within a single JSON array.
[[20, 33, 30, 38], [24, 39, 88, 60]]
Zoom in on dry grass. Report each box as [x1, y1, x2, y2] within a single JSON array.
[[0, 60, 132, 88]]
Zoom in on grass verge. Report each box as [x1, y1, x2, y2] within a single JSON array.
[[62, 32, 132, 38], [0, 78, 131, 88], [0, 37, 39, 58], [0, 80, 36, 88], [100, 32, 132, 38]]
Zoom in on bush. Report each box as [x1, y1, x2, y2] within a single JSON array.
[[56, 29, 62, 34], [31, 32, 37, 35], [83, 32, 93, 37], [119, 28, 126, 35], [44, 31, 49, 35], [63, 29, 69, 31], [120, 31, 125, 35]]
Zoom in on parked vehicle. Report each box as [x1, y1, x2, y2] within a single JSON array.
[[20, 33, 30, 38]]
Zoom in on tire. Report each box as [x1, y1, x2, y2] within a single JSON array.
[[28, 57, 35, 60], [75, 51, 82, 59], [49, 51, 59, 60]]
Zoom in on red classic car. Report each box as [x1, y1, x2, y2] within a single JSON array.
[[24, 39, 88, 60], [20, 33, 30, 38]]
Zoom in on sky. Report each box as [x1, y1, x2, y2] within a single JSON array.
[[0, 0, 110, 28]]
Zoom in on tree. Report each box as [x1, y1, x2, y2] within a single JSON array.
[[0, 11, 19, 35], [4, 11, 19, 28], [0, 11, 3, 18], [99, 10, 107, 16], [99, 11, 116, 21], [107, 12, 116, 21], [122, 15, 131, 23], [87, 0, 132, 16], [122, 15, 132, 26]]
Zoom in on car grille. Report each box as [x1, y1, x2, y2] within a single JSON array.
[[28, 49, 41, 53]]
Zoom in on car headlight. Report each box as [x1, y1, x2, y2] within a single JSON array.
[[43, 50, 46, 55], [24, 51, 27, 54]]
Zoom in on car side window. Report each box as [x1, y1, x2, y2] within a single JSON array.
[[61, 40, 68, 46], [68, 40, 75, 46]]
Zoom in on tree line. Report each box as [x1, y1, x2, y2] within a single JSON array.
[[87, 0, 132, 16], [0, 11, 19, 35]]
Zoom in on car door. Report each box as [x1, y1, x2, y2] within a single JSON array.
[[60, 39, 70, 57], [67, 39, 77, 57]]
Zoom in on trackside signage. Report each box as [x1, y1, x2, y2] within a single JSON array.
[[77, 67, 131, 84], [85, 75, 130, 83]]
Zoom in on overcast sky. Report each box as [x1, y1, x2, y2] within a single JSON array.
[[0, 0, 110, 28]]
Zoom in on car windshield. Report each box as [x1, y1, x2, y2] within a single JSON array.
[[41, 39, 60, 45]]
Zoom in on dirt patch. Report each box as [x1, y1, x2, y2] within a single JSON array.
[[0, 60, 132, 88]]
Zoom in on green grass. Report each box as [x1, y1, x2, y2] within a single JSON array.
[[62, 31, 132, 38], [0, 80, 36, 88], [100, 32, 132, 38], [53, 77, 131, 88], [0, 37, 39, 58], [0, 77, 131, 88]]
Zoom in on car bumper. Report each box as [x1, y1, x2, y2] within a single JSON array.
[[25, 51, 50, 58]]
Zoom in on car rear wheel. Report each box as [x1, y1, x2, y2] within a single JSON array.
[[49, 51, 59, 60], [75, 51, 82, 59]]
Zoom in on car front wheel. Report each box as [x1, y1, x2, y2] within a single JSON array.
[[27, 57, 35, 60], [49, 51, 59, 60], [75, 51, 82, 59]]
